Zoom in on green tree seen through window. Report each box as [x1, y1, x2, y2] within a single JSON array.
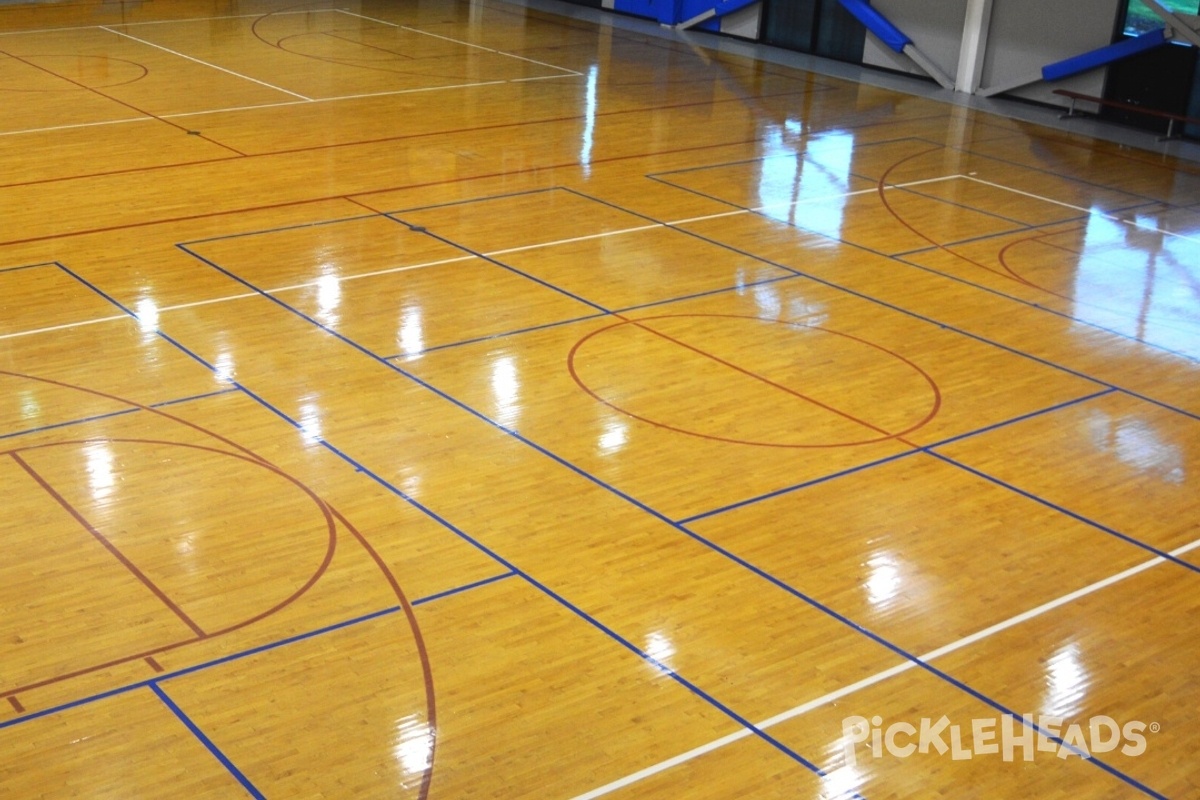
[[1124, 0, 1200, 36]]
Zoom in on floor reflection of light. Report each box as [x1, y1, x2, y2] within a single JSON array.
[[580, 64, 598, 177], [821, 762, 865, 800], [398, 307, 424, 357], [298, 397, 322, 445], [864, 553, 901, 609], [136, 297, 159, 333], [85, 442, 116, 502], [19, 390, 39, 420], [644, 631, 675, 671], [213, 351, 236, 384], [755, 129, 854, 239], [316, 275, 341, 325], [1043, 643, 1088, 719], [393, 719, 434, 779], [1085, 410, 1185, 483], [598, 417, 627, 454], [491, 356, 520, 426]]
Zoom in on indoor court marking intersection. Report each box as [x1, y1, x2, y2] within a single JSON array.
[[1, 0, 1199, 797]]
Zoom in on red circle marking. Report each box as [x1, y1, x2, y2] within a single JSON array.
[[568, 314, 941, 448], [0, 369, 437, 800], [0, 54, 149, 92]]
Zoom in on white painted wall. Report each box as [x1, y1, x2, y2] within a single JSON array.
[[980, 0, 1124, 103], [861, 0, 969, 81]]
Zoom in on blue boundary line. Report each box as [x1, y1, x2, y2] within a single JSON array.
[[55, 261, 851, 792], [149, 684, 265, 800], [383, 312, 608, 360], [150, 250, 864, 790], [0, 263, 55, 274], [0, 575, 517, 734], [925, 450, 1200, 574], [169, 242, 1179, 797], [562, 185, 1200, 415], [0, 388, 240, 443], [374, 216, 612, 314], [646, 174, 1200, 364], [679, 387, 1117, 524], [886, 198, 1159, 258], [180, 210, 381, 247]]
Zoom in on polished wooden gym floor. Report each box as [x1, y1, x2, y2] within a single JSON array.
[[1, 0, 1198, 796]]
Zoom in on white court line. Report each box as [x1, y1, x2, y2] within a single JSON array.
[[0, 315, 127, 341], [0, 9, 338, 36], [98, 26, 312, 101], [962, 175, 1200, 245], [335, 8, 583, 76], [118, 9, 341, 26], [0, 175, 961, 340], [488, 225, 662, 256], [570, 535, 1200, 800], [0, 117, 154, 138]]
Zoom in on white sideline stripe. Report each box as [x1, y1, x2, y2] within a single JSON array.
[[569, 536, 1200, 800], [119, 9, 340, 26], [488, 225, 662, 255], [0, 315, 127, 340], [334, 8, 583, 76], [0, 117, 154, 138], [0, 9, 340, 35], [1, 175, 965, 338], [962, 175, 1200, 245], [98, 26, 312, 101]]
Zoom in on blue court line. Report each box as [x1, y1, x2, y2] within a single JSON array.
[[0, 387, 240, 443], [149, 684, 265, 800], [160, 250, 867, 791], [679, 387, 1117, 524], [0, 575, 519, 735], [925, 450, 1200, 575], [645, 135, 927, 179], [382, 312, 608, 360], [180, 210, 381, 247], [374, 215, 613, 315], [644, 173, 1200, 364], [410, 571, 516, 605], [0, 262, 55, 274], [172, 247, 1176, 798], [886, 199, 1161, 258], [886, 218, 1080, 258], [576, 184, 1200, 408], [384, 273, 809, 359], [367, 185, 564, 218]]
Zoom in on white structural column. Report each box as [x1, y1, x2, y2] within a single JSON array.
[[955, 0, 995, 93]]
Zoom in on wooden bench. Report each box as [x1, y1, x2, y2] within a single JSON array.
[[1053, 88, 1199, 141]]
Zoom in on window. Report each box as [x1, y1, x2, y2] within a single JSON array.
[[1123, 0, 1200, 37]]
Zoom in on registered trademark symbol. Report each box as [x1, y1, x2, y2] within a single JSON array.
[[1150, 722, 1161, 734]]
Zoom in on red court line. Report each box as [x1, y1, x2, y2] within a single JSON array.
[[0, 50, 245, 157], [568, 314, 940, 448], [0, 88, 814, 191], [0, 368, 436, 800], [875, 145, 1040, 286], [8, 450, 207, 638], [0, 106, 955, 248], [9, 434, 339, 642], [625, 315, 902, 441], [145, 656, 164, 672], [0, 53, 149, 92], [7, 696, 24, 713], [331, 504, 438, 800]]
